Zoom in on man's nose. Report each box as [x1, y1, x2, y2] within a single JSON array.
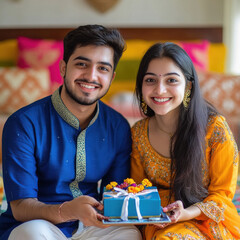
[[84, 67, 97, 81]]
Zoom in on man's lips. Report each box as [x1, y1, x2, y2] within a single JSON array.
[[75, 80, 101, 91], [80, 83, 96, 89]]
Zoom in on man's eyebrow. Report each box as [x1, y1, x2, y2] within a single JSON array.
[[144, 72, 180, 77], [74, 56, 90, 62], [74, 56, 113, 69]]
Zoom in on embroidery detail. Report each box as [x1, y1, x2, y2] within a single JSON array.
[[69, 107, 99, 197], [51, 87, 100, 198], [223, 120, 238, 165], [164, 223, 208, 239], [209, 221, 223, 240], [194, 201, 224, 223], [133, 119, 171, 188], [207, 115, 239, 166], [51, 88, 79, 129], [69, 130, 86, 197]]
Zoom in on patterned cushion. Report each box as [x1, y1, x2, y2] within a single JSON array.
[[0, 114, 9, 166], [198, 71, 240, 120], [17, 37, 63, 92], [0, 67, 50, 114], [198, 71, 240, 148]]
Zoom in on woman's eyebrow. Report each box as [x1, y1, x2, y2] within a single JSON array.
[[144, 72, 180, 77]]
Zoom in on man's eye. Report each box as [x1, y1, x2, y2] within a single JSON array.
[[76, 62, 86, 67], [99, 66, 109, 72]]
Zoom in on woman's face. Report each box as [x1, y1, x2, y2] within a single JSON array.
[[142, 57, 186, 117]]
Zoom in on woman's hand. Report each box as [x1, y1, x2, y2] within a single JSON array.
[[153, 200, 201, 229], [162, 200, 184, 223]]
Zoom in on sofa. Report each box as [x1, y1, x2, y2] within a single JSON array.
[[0, 27, 239, 214]]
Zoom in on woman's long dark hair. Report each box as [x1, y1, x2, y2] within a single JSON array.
[[135, 42, 217, 207]]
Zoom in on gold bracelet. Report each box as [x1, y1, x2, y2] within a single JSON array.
[[58, 201, 68, 222]]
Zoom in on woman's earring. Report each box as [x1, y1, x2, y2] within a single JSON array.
[[183, 83, 191, 108], [141, 98, 148, 115]]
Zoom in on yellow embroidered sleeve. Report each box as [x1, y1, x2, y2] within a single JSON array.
[[195, 115, 239, 222]]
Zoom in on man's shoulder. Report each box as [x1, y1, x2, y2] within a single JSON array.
[[8, 95, 52, 122]]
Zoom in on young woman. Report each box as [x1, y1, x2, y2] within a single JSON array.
[[131, 42, 240, 239]]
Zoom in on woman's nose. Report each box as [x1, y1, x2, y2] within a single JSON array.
[[155, 81, 167, 94]]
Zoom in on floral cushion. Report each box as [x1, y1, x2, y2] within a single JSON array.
[[198, 71, 240, 121]]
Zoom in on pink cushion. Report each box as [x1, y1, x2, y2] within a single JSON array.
[[17, 37, 63, 92], [179, 40, 210, 71]]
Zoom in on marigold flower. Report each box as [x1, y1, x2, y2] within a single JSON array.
[[106, 184, 113, 190], [142, 179, 152, 187], [139, 184, 144, 191], [110, 181, 118, 187], [128, 186, 139, 194], [124, 178, 135, 185]]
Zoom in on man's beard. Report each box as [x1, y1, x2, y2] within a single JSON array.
[[64, 77, 110, 106]]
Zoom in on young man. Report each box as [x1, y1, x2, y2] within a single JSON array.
[[0, 25, 141, 240]]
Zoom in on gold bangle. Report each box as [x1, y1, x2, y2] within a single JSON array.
[[58, 201, 68, 222]]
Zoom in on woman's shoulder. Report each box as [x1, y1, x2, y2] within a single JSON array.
[[131, 118, 148, 138], [207, 114, 229, 132], [131, 117, 147, 130], [206, 113, 237, 145]]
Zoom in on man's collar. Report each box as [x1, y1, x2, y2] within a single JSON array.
[[51, 87, 99, 130]]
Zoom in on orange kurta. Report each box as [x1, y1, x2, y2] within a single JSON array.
[[131, 115, 240, 239]]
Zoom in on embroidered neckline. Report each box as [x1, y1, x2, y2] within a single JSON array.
[[51, 87, 99, 130]]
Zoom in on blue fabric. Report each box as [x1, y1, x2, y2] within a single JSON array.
[[0, 88, 131, 239]]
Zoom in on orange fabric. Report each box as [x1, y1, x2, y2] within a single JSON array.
[[131, 115, 240, 239]]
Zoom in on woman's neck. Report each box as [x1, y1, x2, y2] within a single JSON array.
[[153, 111, 179, 137]]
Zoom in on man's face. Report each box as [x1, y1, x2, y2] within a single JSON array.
[[60, 45, 115, 106]]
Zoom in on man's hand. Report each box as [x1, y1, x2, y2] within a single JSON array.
[[61, 195, 110, 228]]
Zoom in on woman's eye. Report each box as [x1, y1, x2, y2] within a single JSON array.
[[145, 78, 156, 83], [168, 78, 177, 83]]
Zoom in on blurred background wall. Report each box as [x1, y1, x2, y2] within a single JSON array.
[[0, 0, 239, 74]]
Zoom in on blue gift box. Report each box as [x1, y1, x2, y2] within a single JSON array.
[[103, 186, 161, 219]]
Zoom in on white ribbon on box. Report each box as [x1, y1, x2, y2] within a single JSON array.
[[104, 187, 157, 221]]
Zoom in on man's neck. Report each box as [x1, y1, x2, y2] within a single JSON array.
[[60, 88, 97, 130]]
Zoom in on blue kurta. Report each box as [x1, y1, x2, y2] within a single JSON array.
[[0, 88, 131, 239]]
